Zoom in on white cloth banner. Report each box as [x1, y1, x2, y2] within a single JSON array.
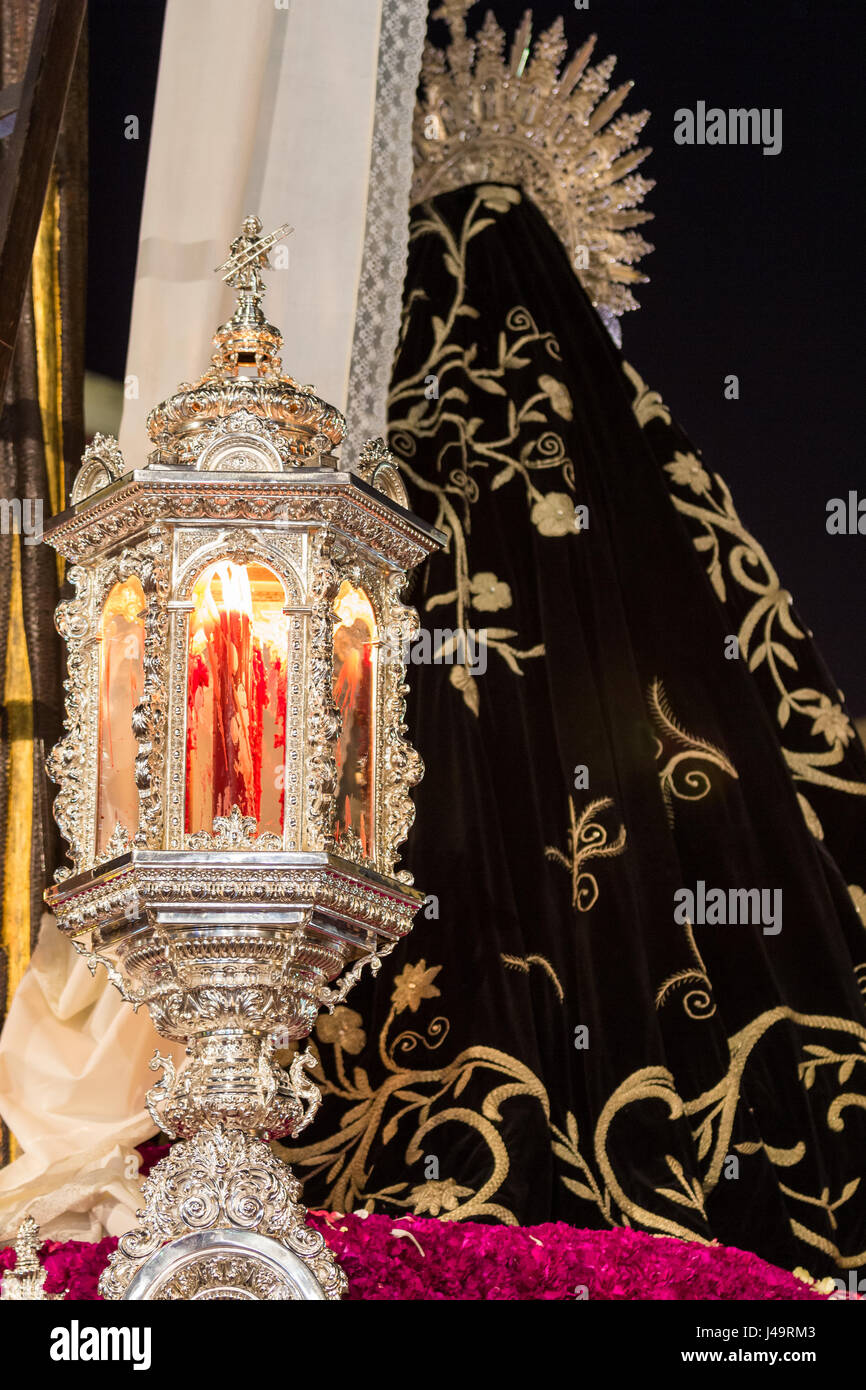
[[119, 0, 384, 463]]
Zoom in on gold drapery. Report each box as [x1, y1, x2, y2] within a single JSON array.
[[2, 173, 63, 1001], [0, 177, 64, 1164], [0, 3, 87, 1163]]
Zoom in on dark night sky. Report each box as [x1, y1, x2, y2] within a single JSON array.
[[87, 0, 866, 712]]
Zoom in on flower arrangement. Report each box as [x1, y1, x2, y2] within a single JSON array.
[[1, 1215, 830, 1301]]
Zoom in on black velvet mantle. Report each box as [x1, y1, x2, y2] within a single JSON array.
[[289, 185, 866, 1276]]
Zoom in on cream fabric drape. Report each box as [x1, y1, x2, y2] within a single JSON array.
[[119, 0, 384, 462], [0, 917, 185, 1241]]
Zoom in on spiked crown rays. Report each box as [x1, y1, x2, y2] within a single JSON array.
[[413, 2, 655, 320]]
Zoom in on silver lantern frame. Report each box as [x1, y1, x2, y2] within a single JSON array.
[[43, 218, 444, 1300]]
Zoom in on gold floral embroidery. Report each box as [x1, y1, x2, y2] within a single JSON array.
[[809, 698, 855, 747], [530, 492, 579, 536], [316, 1006, 366, 1055], [279, 962, 550, 1222], [544, 796, 627, 911], [648, 677, 738, 826], [392, 960, 442, 1014], [388, 189, 580, 713], [664, 450, 711, 495], [409, 1178, 475, 1216], [469, 572, 512, 612], [298, 954, 866, 1265], [290, 272, 866, 1270]]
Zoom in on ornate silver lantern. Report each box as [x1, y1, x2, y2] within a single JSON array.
[[43, 217, 443, 1300]]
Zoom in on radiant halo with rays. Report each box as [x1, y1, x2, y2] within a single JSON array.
[[413, 1, 655, 329]]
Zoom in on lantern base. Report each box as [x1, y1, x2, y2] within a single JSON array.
[[99, 1126, 346, 1301], [145, 1037, 322, 1141]]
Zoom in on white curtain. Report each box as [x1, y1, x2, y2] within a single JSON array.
[[119, 0, 385, 462]]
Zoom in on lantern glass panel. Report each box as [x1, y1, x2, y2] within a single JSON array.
[[96, 576, 146, 853], [332, 580, 376, 854], [185, 560, 288, 837]]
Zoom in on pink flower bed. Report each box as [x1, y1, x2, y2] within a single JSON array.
[[1, 1235, 116, 1300], [1, 1214, 828, 1300]]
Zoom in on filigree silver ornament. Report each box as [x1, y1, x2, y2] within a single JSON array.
[[184, 803, 283, 851], [100, 1127, 345, 1301], [70, 433, 126, 505], [44, 217, 444, 1300], [354, 437, 410, 509]]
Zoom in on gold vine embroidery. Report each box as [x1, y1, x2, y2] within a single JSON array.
[[544, 795, 627, 911], [292, 958, 866, 1266], [501, 952, 565, 1002], [623, 363, 866, 823], [278, 959, 550, 1223], [655, 919, 716, 1021], [648, 676, 738, 825], [552, 1006, 866, 1264], [550, 1069, 711, 1240]]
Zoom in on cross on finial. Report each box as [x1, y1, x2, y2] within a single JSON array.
[[215, 216, 294, 298], [209, 216, 294, 376]]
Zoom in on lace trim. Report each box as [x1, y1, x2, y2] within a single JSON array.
[[341, 0, 428, 467]]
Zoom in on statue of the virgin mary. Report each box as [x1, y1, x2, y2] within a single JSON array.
[[288, 2, 866, 1276]]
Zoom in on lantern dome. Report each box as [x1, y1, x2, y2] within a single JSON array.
[[145, 216, 345, 470]]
